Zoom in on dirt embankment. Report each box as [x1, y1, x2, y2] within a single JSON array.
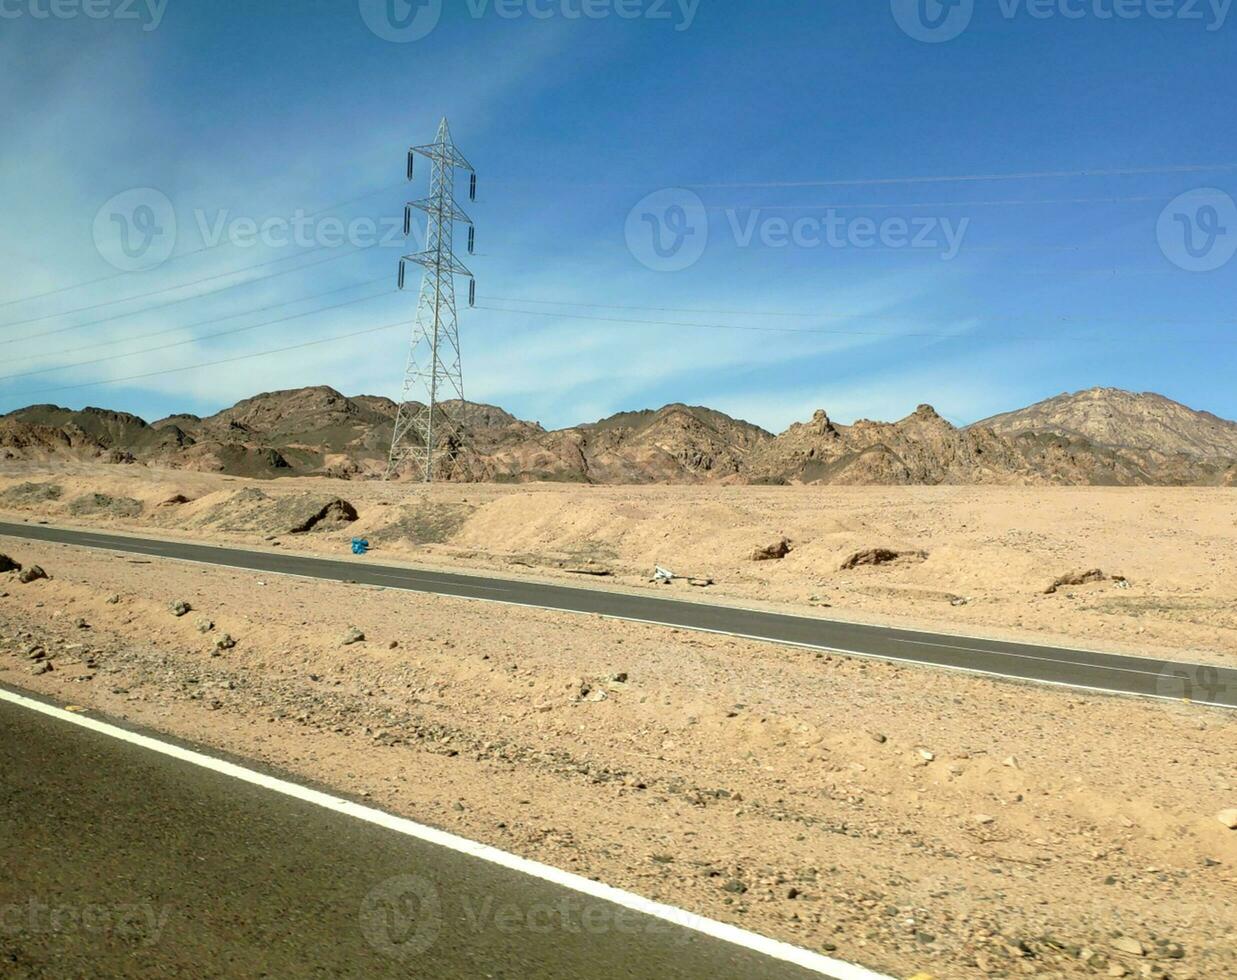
[[2, 462, 1236, 667], [1, 538, 1235, 980]]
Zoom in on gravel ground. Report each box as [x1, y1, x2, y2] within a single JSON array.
[[1, 537, 1234, 979]]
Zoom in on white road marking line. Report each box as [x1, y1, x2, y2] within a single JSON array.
[[366, 570, 514, 595], [6, 528, 1232, 710], [0, 687, 892, 980], [887, 637, 1168, 678]]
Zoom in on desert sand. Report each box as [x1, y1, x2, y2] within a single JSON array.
[[0, 533, 1234, 979], [2, 460, 1236, 666], [2, 461, 1237, 977]]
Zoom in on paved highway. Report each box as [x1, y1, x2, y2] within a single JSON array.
[[2, 520, 1234, 708], [0, 690, 865, 979]]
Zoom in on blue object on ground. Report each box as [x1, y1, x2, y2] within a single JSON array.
[[351, 538, 369, 556]]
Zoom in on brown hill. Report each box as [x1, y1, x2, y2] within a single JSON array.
[[2, 386, 1233, 486], [974, 387, 1237, 459], [746, 403, 1235, 487], [486, 404, 771, 484]]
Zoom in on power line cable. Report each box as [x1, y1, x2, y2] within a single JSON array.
[[0, 287, 395, 383], [0, 180, 405, 311], [0, 243, 354, 330], [490, 162, 1237, 190], [692, 163, 1237, 188], [480, 295, 1237, 328], [0, 245, 381, 348], [704, 194, 1167, 211], [475, 303, 1237, 346], [10, 319, 407, 398], [2, 275, 392, 366]]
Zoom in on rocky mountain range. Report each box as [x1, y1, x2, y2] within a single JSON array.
[[975, 386, 1237, 459], [2, 386, 1234, 487]]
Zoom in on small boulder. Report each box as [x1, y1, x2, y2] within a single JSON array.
[[30, 662, 52, 676], [1217, 808, 1237, 830], [105, 593, 121, 604], [288, 498, 359, 534], [1109, 936, 1145, 957], [342, 627, 366, 646], [214, 633, 236, 651], [0, 554, 21, 574], [1044, 569, 1106, 595], [840, 548, 927, 571], [751, 538, 792, 562], [170, 600, 192, 617], [18, 565, 47, 584], [196, 618, 214, 634]]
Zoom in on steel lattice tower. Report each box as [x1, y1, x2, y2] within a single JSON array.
[[386, 118, 477, 482]]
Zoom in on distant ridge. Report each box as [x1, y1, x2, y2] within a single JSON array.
[[972, 387, 1237, 459], [2, 386, 1234, 487]]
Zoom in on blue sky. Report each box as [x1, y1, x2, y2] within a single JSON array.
[[1, 0, 1235, 433]]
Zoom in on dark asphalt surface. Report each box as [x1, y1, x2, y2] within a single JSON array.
[[2, 520, 1234, 708], [0, 694, 834, 979]]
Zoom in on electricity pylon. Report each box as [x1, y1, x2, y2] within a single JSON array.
[[385, 117, 477, 482]]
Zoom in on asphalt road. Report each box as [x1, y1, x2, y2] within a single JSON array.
[[2, 520, 1234, 709], [0, 692, 844, 979]]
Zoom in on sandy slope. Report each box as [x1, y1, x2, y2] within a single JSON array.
[[1, 537, 1234, 980], [2, 460, 1236, 667]]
